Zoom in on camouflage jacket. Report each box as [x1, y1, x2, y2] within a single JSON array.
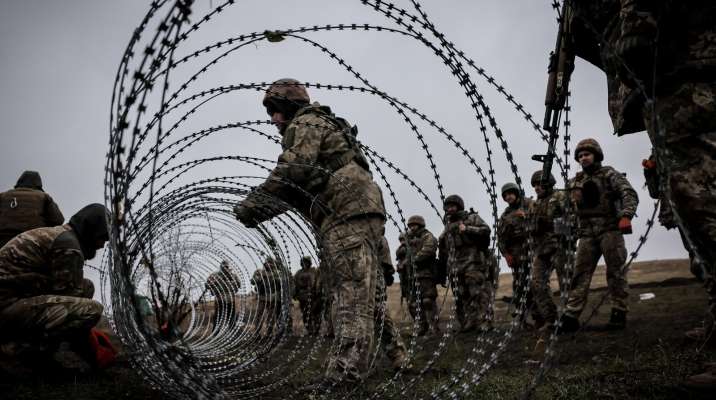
[[568, 165, 638, 236], [242, 103, 385, 231], [404, 227, 438, 279], [205, 270, 241, 301], [251, 268, 282, 301], [0, 188, 64, 243], [0, 225, 85, 310], [570, 0, 716, 136], [293, 267, 318, 300], [527, 190, 568, 256], [437, 211, 491, 275], [497, 197, 534, 260], [395, 242, 407, 272]]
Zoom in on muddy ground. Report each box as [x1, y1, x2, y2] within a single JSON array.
[[2, 259, 714, 399]]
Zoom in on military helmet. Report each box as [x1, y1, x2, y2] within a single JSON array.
[[500, 182, 520, 198], [443, 194, 465, 211], [300, 255, 312, 267], [574, 138, 604, 162], [407, 215, 426, 228], [530, 170, 556, 187], [262, 78, 310, 108]]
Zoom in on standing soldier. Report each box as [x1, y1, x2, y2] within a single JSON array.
[[404, 215, 440, 336], [0, 204, 110, 371], [567, 0, 715, 386], [562, 139, 638, 331], [293, 256, 321, 335], [375, 237, 407, 369], [0, 171, 64, 248], [234, 79, 387, 384], [205, 260, 241, 332], [497, 182, 541, 327], [437, 195, 492, 333], [527, 171, 568, 337], [251, 258, 282, 336], [395, 233, 410, 309]]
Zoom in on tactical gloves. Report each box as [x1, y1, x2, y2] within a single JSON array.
[[504, 254, 515, 268], [384, 271, 394, 286], [234, 204, 258, 228], [618, 217, 633, 234]]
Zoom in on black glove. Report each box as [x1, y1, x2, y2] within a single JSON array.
[[234, 204, 258, 228], [384, 271, 394, 287]]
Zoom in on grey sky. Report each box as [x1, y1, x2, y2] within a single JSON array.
[[0, 0, 687, 289]]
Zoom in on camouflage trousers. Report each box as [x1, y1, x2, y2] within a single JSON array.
[[530, 249, 566, 325], [297, 294, 321, 335], [323, 216, 383, 382], [408, 276, 439, 332], [398, 270, 410, 303], [511, 258, 541, 323], [451, 265, 491, 329], [0, 279, 102, 342], [256, 298, 280, 335], [374, 266, 406, 365], [565, 231, 629, 318], [643, 81, 716, 322], [212, 297, 237, 332]]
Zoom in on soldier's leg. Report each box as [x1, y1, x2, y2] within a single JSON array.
[[324, 218, 381, 382], [418, 277, 439, 333], [0, 295, 103, 341], [373, 269, 406, 368], [453, 273, 466, 329], [600, 231, 629, 312], [565, 237, 602, 319], [464, 269, 489, 330], [531, 255, 557, 326]]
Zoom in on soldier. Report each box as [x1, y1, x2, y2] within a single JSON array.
[[0, 171, 64, 248], [251, 258, 283, 336], [293, 256, 321, 335], [437, 195, 492, 333], [375, 237, 407, 369], [404, 215, 440, 336], [395, 233, 410, 308], [0, 203, 109, 371], [561, 139, 639, 331], [497, 182, 541, 327], [234, 79, 387, 384], [527, 171, 569, 337], [205, 260, 241, 332], [568, 0, 716, 386]]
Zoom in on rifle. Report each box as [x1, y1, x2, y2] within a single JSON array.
[[533, 0, 575, 185]]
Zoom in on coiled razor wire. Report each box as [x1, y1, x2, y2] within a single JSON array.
[[99, 1, 666, 399]]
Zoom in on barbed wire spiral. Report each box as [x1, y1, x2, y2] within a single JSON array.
[[100, 0, 663, 399]]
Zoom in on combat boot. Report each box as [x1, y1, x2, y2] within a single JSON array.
[[459, 320, 477, 334], [389, 348, 408, 371], [606, 308, 627, 330], [558, 314, 580, 334], [684, 363, 716, 389], [416, 321, 429, 337]]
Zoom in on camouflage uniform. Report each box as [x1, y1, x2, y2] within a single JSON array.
[[0, 171, 64, 248], [251, 260, 283, 336], [395, 235, 410, 304], [235, 79, 387, 382], [0, 204, 107, 347], [404, 215, 440, 335], [527, 172, 568, 329], [438, 195, 492, 332], [570, 0, 716, 335], [293, 256, 321, 335], [497, 183, 540, 325], [375, 237, 406, 368], [564, 139, 639, 326], [205, 262, 241, 331]]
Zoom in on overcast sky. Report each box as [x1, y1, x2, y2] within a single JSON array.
[[0, 1, 687, 291]]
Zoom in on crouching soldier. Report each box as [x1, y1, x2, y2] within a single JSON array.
[[563, 139, 638, 331], [404, 215, 440, 336], [0, 204, 111, 373], [438, 195, 492, 333]]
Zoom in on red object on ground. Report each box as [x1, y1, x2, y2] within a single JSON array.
[[88, 328, 117, 369]]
